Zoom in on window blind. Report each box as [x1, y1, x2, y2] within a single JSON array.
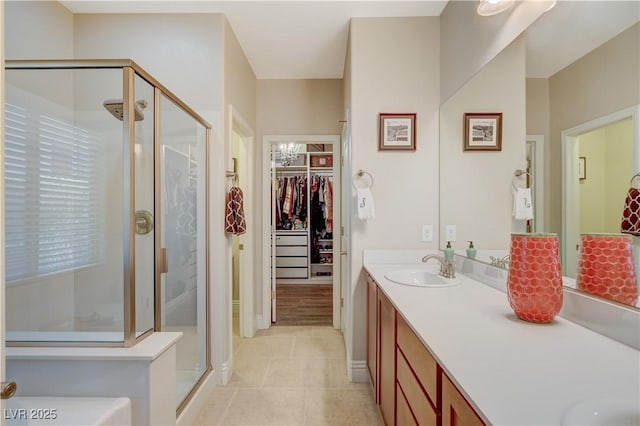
[[5, 103, 105, 282]]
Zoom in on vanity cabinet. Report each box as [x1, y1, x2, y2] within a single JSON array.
[[367, 276, 377, 395], [367, 273, 485, 426], [396, 314, 439, 425], [442, 375, 484, 426], [367, 275, 396, 425]]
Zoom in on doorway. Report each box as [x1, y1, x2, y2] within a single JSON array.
[[229, 106, 255, 342], [262, 135, 341, 328], [562, 105, 640, 276]]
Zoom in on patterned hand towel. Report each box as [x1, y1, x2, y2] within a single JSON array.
[[621, 187, 640, 236], [225, 186, 247, 235]]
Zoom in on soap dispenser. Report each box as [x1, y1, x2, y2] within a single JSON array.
[[443, 241, 454, 261], [466, 241, 477, 259]]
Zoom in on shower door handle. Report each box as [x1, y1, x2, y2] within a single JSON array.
[[159, 248, 169, 274], [1, 381, 17, 400]]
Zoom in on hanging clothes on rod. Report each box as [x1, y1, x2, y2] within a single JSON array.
[[310, 174, 333, 263], [274, 172, 308, 230]]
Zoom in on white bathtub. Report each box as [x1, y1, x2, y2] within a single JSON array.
[[5, 397, 131, 425]]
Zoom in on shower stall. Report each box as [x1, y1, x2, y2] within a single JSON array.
[[3, 59, 210, 412]]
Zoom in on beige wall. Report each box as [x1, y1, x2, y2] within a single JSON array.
[[605, 119, 634, 232], [579, 119, 634, 233], [254, 78, 343, 317], [526, 77, 551, 225], [440, 35, 527, 251], [224, 18, 257, 132], [257, 79, 343, 136], [348, 16, 440, 364], [578, 128, 608, 232], [548, 23, 640, 235], [5, 0, 73, 59], [440, 0, 551, 103], [74, 13, 224, 113]]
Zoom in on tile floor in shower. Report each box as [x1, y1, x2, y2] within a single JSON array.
[[193, 318, 380, 425]]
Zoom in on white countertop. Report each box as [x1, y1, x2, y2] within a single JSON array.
[[364, 250, 640, 426]]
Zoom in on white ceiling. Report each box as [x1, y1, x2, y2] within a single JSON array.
[[60, 0, 448, 79], [525, 1, 640, 78], [60, 0, 639, 80]]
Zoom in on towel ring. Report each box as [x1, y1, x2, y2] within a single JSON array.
[[352, 170, 374, 190], [512, 169, 533, 191], [630, 172, 640, 187]]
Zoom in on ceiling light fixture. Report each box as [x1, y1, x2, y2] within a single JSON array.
[[477, 0, 515, 16]]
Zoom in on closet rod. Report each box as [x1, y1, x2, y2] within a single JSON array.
[[275, 170, 307, 175]]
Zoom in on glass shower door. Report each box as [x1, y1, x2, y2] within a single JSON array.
[[158, 93, 208, 409]]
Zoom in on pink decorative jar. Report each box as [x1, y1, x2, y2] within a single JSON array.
[[576, 233, 638, 306], [507, 233, 563, 323]]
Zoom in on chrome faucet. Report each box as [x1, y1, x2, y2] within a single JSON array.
[[489, 255, 510, 269], [421, 254, 456, 279]]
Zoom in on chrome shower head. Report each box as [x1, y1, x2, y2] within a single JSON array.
[[103, 99, 146, 121]]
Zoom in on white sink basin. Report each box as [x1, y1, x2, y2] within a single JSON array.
[[384, 269, 462, 287], [561, 397, 640, 425]]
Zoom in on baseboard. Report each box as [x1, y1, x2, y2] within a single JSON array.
[[348, 359, 369, 383], [217, 358, 232, 385], [176, 370, 215, 426], [256, 314, 266, 329]]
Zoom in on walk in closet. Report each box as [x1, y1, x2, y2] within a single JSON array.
[[273, 146, 335, 283]]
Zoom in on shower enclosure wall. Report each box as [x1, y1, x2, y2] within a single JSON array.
[[4, 60, 210, 412]]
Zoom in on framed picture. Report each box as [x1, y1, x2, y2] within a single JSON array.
[[464, 112, 502, 151], [578, 156, 586, 180], [379, 113, 416, 151]]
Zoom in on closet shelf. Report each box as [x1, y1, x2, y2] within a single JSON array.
[[311, 262, 333, 266], [318, 250, 333, 254]]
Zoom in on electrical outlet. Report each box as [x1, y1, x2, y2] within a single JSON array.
[[422, 225, 433, 242], [445, 225, 457, 242]]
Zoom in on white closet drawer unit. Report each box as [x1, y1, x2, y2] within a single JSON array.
[[276, 268, 309, 278], [276, 234, 308, 246], [276, 246, 308, 257], [276, 257, 308, 267]]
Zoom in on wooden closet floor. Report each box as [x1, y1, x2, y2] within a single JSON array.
[[275, 283, 332, 325]]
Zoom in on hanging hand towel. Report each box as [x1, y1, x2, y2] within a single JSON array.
[[513, 187, 533, 220], [621, 187, 640, 236], [225, 186, 247, 235], [356, 188, 375, 220]]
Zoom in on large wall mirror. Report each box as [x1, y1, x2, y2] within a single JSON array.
[[439, 1, 640, 308]]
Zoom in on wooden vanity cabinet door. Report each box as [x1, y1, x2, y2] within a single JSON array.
[[442, 374, 485, 426], [396, 349, 438, 425], [366, 275, 378, 400], [396, 314, 439, 408], [396, 383, 418, 426], [378, 289, 396, 426]]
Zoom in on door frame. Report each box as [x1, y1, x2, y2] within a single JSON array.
[[228, 105, 255, 339], [526, 134, 545, 232], [261, 135, 341, 329], [561, 105, 640, 274]]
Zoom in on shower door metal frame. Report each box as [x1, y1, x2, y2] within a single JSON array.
[[4, 60, 212, 366]]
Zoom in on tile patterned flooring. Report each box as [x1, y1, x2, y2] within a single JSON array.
[[193, 326, 381, 425]]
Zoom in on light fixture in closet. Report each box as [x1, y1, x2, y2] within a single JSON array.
[[477, 0, 514, 16], [279, 143, 300, 165]]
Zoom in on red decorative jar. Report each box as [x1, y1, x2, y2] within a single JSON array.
[[507, 233, 563, 323], [576, 233, 638, 306]]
